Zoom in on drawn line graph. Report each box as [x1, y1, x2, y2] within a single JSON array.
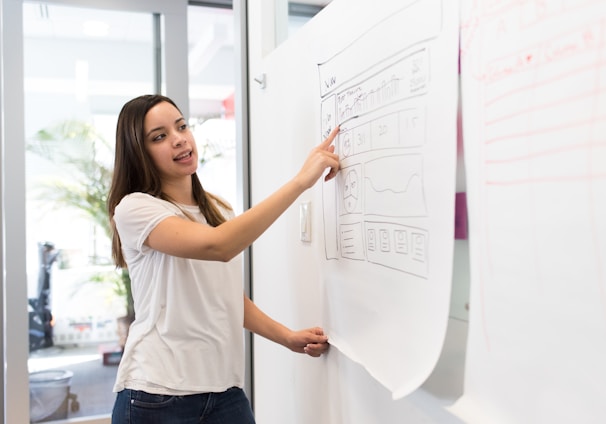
[[364, 155, 427, 218], [336, 49, 429, 124], [338, 75, 405, 123]]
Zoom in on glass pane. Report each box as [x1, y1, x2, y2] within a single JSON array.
[[23, 3, 155, 421], [187, 5, 238, 211]]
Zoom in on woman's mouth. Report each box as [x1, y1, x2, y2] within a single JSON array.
[[174, 151, 192, 161]]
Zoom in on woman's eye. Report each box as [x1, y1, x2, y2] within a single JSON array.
[[152, 133, 165, 142], [179, 123, 188, 131]]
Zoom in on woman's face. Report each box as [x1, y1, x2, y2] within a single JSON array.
[[143, 101, 199, 182]]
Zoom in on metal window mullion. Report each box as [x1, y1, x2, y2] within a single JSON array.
[[153, 13, 162, 94]]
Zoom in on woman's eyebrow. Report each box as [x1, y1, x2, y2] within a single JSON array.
[[145, 118, 184, 138], [145, 126, 164, 138]]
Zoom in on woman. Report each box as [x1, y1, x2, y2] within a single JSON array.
[[108, 94, 340, 423]]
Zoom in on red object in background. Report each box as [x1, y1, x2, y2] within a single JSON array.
[[222, 92, 235, 119], [99, 344, 123, 366], [455, 192, 468, 240]]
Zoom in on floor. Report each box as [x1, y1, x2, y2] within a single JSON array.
[[29, 344, 118, 421]]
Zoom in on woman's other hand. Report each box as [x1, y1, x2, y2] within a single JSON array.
[[286, 327, 330, 357]]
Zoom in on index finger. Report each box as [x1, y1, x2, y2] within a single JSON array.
[[320, 125, 340, 148]]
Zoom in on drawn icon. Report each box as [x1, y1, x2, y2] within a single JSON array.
[[343, 169, 359, 213]]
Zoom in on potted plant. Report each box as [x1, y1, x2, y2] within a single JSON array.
[[27, 120, 135, 343]]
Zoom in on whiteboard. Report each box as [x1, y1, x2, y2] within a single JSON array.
[[454, 1, 606, 422], [251, 0, 460, 400], [316, 0, 459, 400], [251, 0, 606, 420]]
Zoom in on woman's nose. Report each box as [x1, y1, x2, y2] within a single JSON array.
[[173, 134, 187, 147]]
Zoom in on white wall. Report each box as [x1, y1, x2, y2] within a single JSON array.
[[247, 1, 470, 422]]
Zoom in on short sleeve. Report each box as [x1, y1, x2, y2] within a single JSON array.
[[114, 193, 179, 253]]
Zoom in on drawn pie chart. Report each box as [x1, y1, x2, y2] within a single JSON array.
[[343, 169, 359, 213]]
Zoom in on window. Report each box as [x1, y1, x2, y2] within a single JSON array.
[[188, 4, 238, 209], [23, 4, 157, 421]]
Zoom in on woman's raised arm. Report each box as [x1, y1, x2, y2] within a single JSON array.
[[146, 126, 340, 261]]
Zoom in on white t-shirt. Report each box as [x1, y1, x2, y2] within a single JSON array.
[[112, 192, 244, 395]]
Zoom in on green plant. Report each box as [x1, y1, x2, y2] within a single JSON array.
[[27, 120, 134, 321], [89, 268, 134, 319]]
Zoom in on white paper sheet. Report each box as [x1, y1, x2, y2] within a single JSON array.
[[456, 1, 606, 422], [316, 0, 460, 399]]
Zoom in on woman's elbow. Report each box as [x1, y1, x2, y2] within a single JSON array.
[[206, 244, 239, 262], [201, 232, 242, 262], [215, 251, 236, 262]]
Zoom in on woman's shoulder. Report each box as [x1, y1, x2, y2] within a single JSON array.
[[114, 193, 183, 235], [120, 192, 157, 203], [116, 193, 177, 215]]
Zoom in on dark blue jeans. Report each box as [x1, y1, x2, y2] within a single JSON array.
[[111, 387, 255, 424]]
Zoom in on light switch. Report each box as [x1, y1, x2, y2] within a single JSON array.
[[300, 201, 311, 242]]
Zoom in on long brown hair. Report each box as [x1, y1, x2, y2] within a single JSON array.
[[107, 94, 231, 268]]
